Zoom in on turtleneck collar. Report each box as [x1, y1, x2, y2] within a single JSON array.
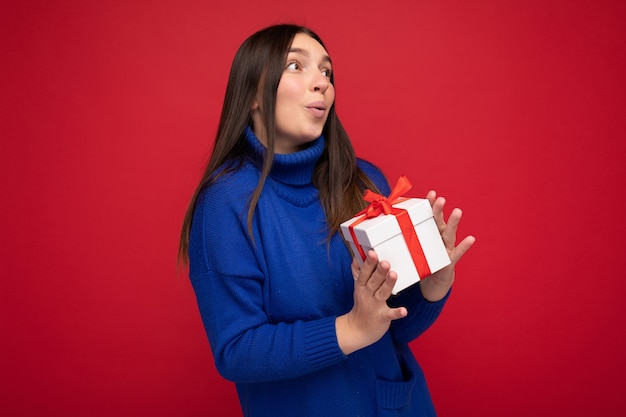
[[244, 126, 325, 186]]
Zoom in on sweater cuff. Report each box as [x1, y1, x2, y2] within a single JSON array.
[[416, 285, 450, 322], [303, 316, 346, 370]]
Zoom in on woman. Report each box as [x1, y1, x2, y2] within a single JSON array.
[[179, 24, 475, 416]]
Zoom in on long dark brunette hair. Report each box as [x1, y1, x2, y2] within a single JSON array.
[[178, 24, 380, 264]]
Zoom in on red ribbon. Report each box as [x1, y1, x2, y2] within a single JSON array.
[[348, 176, 432, 278]]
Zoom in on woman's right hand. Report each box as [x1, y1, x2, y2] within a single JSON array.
[[335, 250, 408, 355]]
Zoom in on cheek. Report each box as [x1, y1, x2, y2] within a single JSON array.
[[275, 84, 303, 127], [328, 85, 336, 105], [276, 79, 302, 105]]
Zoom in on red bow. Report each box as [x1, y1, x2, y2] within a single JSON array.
[[358, 175, 413, 218]]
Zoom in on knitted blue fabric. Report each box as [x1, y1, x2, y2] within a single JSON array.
[[188, 127, 448, 416]]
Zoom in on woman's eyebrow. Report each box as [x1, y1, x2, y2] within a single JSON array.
[[288, 47, 332, 64]]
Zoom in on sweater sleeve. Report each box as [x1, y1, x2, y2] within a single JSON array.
[[388, 283, 450, 344], [188, 177, 346, 384]]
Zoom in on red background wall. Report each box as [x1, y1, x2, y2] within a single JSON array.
[[2, 1, 625, 416]]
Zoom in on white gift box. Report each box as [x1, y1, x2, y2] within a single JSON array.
[[340, 198, 451, 294]]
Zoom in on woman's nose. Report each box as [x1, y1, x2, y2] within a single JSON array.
[[311, 71, 330, 93]]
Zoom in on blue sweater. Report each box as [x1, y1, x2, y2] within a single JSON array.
[[189, 127, 448, 416]]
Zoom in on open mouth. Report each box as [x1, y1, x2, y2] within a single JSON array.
[[306, 107, 326, 118], [306, 102, 327, 118]]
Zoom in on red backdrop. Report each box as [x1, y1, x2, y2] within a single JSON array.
[[2, 1, 625, 416]]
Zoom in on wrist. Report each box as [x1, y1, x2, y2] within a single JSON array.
[[420, 275, 454, 302], [335, 312, 371, 356]]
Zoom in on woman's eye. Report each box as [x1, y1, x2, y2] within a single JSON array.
[[321, 68, 332, 78], [286, 61, 300, 71]]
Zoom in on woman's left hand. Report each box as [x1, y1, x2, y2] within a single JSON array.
[[418, 190, 476, 302]]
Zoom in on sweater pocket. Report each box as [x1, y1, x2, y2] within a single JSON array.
[[375, 367, 416, 417]]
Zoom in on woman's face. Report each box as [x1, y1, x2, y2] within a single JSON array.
[[252, 33, 335, 154]]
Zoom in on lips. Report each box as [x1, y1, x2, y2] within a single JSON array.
[[305, 101, 327, 119]]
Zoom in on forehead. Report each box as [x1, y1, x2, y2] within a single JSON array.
[[289, 33, 330, 58]]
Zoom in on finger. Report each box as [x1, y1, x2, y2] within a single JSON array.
[[373, 269, 397, 301], [366, 260, 391, 293], [355, 250, 379, 287], [432, 196, 446, 234], [351, 257, 361, 280], [426, 190, 437, 206], [442, 207, 463, 249], [385, 306, 408, 321], [450, 235, 476, 264]]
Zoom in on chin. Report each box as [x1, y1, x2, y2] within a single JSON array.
[[306, 126, 325, 140]]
